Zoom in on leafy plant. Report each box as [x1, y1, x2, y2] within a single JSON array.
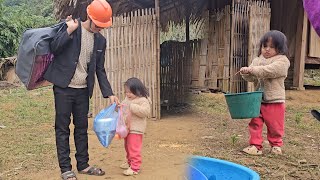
[[231, 134, 239, 146], [295, 112, 303, 124], [0, 0, 56, 58]]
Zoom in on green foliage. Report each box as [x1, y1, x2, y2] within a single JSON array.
[[295, 112, 303, 125], [0, 0, 56, 58], [230, 134, 239, 146]]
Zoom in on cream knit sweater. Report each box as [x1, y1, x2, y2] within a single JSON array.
[[242, 55, 290, 103], [68, 25, 94, 88], [121, 96, 152, 134]]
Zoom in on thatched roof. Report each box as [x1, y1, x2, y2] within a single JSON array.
[[54, 0, 231, 30]]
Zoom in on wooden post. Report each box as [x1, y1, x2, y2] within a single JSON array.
[[155, 0, 161, 119], [207, 10, 217, 89], [184, 1, 191, 99], [186, 6, 190, 42], [293, 6, 307, 90]]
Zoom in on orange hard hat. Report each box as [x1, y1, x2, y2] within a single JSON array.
[[87, 0, 112, 28]]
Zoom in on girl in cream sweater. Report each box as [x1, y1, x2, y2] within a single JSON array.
[[240, 30, 290, 155], [119, 77, 151, 176]]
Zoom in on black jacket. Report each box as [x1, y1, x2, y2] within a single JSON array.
[[44, 22, 113, 98]]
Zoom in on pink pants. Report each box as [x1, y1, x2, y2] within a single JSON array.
[[124, 133, 143, 172], [249, 103, 285, 150]]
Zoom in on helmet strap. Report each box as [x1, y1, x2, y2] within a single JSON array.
[[89, 19, 94, 33]]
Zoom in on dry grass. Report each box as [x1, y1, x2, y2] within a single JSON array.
[[1, 88, 320, 179], [189, 91, 320, 180], [0, 87, 56, 179]]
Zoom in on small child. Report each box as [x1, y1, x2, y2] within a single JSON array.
[[119, 77, 151, 176], [240, 30, 290, 155]]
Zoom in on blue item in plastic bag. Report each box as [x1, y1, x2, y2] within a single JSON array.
[[93, 103, 118, 147]]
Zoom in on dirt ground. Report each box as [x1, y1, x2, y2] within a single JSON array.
[[23, 114, 203, 180], [1, 89, 320, 180]]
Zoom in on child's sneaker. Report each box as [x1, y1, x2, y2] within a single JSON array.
[[120, 162, 130, 169], [242, 145, 263, 155], [270, 146, 282, 155], [123, 167, 139, 176]]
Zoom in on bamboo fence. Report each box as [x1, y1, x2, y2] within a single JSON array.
[[248, 1, 271, 91], [160, 0, 271, 100], [160, 40, 200, 106], [207, 6, 231, 92], [230, 2, 249, 93], [230, 0, 270, 93], [93, 1, 271, 116], [93, 9, 159, 119]]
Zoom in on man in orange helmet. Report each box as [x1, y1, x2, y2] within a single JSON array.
[[44, 0, 117, 179]]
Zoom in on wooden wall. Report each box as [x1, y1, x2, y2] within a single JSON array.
[[270, 0, 300, 88]]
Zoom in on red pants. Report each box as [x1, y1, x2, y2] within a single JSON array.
[[124, 133, 143, 172], [249, 103, 285, 150]]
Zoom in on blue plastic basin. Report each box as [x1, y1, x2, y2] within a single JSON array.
[[186, 156, 260, 180]]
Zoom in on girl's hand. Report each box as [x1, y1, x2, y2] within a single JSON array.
[[117, 103, 124, 108], [240, 67, 253, 74]]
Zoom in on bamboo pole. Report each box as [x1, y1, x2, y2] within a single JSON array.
[[155, 0, 160, 119]]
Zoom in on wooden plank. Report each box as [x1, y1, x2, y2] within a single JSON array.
[[234, 3, 239, 93], [117, 16, 121, 99], [217, 8, 224, 91], [108, 20, 115, 106], [104, 27, 110, 108], [198, 39, 208, 87], [224, 6, 231, 92], [122, 14, 126, 100], [143, 9, 148, 91], [129, 11, 134, 76], [293, 8, 307, 90], [305, 57, 320, 64], [230, 1, 235, 93], [145, 10, 149, 99], [110, 20, 115, 103], [147, 9, 153, 116], [247, 1, 271, 92], [238, 3, 242, 92], [119, 15, 123, 99], [138, 9, 143, 79], [133, 10, 138, 78], [309, 26, 320, 58], [112, 17, 117, 101], [191, 41, 200, 87], [207, 10, 217, 89]]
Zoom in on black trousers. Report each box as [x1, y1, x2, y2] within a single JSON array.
[[53, 86, 90, 173]]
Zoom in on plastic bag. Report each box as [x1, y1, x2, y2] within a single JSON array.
[[93, 103, 118, 147], [116, 104, 130, 139]]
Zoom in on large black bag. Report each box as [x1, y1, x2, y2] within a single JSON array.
[[16, 22, 65, 90]]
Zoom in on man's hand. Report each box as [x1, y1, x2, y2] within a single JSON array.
[[109, 95, 119, 105], [66, 15, 79, 35], [240, 67, 253, 74]]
